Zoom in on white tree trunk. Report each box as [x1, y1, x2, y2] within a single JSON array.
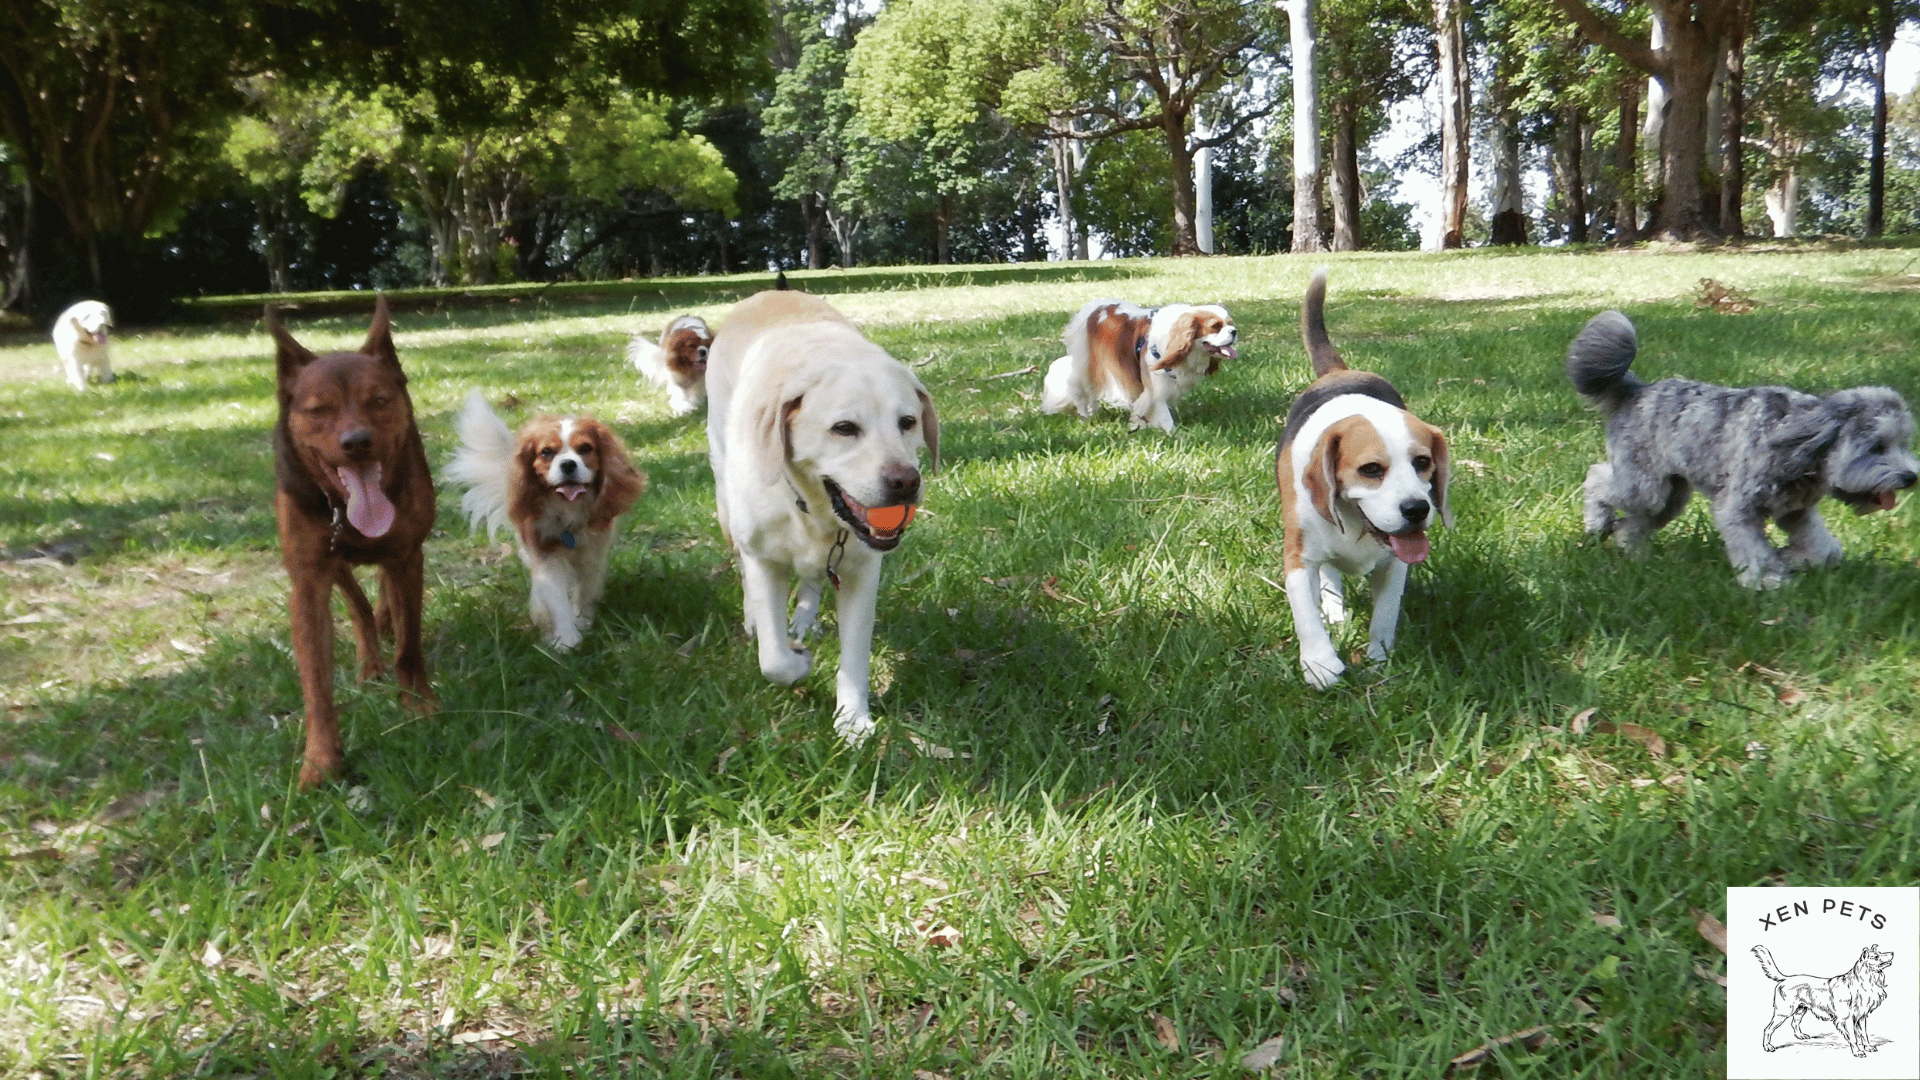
[[1765, 169, 1798, 237], [1195, 111, 1215, 254], [1288, 0, 1326, 253], [1641, 9, 1669, 230]]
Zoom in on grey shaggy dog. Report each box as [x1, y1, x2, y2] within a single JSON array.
[[1569, 310, 1918, 589]]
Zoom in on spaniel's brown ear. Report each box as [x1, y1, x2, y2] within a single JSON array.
[[587, 421, 646, 528], [1425, 423, 1453, 528], [916, 387, 940, 473], [1153, 311, 1199, 371], [1302, 429, 1344, 532]]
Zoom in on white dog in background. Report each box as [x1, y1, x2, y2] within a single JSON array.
[[628, 315, 713, 416], [53, 300, 114, 390], [706, 289, 939, 745]]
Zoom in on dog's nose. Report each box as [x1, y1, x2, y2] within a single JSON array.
[[881, 463, 921, 503], [1400, 499, 1430, 526], [339, 428, 373, 456], [1898, 470, 1917, 489], [559, 458, 578, 476]]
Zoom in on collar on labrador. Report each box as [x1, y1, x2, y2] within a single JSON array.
[[786, 472, 849, 590]]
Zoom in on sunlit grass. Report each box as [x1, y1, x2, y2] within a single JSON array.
[[2, 245, 1919, 1076]]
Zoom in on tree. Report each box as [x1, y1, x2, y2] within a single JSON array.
[[1285, 0, 1328, 252], [1433, 0, 1471, 247], [761, 0, 873, 268], [1550, 0, 1749, 240], [1318, 0, 1428, 251]]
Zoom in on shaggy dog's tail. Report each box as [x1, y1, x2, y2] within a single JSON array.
[[1751, 945, 1789, 983], [1567, 310, 1644, 408], [446, 389, 518, 539]]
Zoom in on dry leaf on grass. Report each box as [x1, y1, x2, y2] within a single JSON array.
[[1569, 707, 1597, 735], [1695, 278, 1758, 314], [1591, 912, 1622, 929], [1240, 1034, 1285, 1071], [1448, 1025, 1553, 1068], [1592, 720, 1666, 758], [1777, 687, 1809, 706], [914, 918, 961, 948], [1693, 963, 1728, 987], [714, 745, 738, 775], [450, 1028, 512, 1045], [479, 832, 506, 850], [1149, 1012, 1180, 1052], [1039, 576, 1085, 605], [199, 941, 223, 968], [1694, 909, 1729, 954], [908, 735, 971, 759]]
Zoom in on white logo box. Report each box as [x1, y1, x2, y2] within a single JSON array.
[[1726, 887, 1918, 1080]]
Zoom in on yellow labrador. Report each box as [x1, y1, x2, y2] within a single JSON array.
[[706, 290, 939, 743]]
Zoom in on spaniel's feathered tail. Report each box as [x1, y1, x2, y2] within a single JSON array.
[[446, 389, 517, 539]]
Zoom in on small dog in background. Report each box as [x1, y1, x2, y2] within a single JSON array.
[[1752, 943, 1894, 1057], [448, 391, 645, 651], [628, 315, 714, 416], [1043, 298, 1237, 431], [1569, 311, 1918, 588], [1276, 270, 1449, 689], [53, 300, 114, 390]]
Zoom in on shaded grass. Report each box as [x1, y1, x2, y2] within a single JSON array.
[[2, 246, 1919, 1077]]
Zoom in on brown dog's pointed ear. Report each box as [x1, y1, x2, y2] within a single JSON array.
[[1303, 429, 1343, 532], [917, 387, 941, 473], [361, 295, 402, 375], [266, 304, 315, 389], [1427, 425, 1453, 528]]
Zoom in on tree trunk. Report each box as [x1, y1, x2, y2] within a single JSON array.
[[1195, 124, 1215, 254], [1050, 128, 1079, 260], [1651, 21, 1720, 240], [1070, 137, 1090, 259], [1434, 0, 1470, 249], [1562, 107, 1590, 244], [1868, 0, 1892, 238], [1165, 109, 1202, 256], [1288, 0, 1327, 253], [1614, 79, 1639, 243], [1720, 25, 1746, 238], [1765, 167, 1798, 237], [1489, 57, 1528, 246], [1330, 98, 1361, 251], [801, 191, 826, 270], [934, 193, 953, 264]]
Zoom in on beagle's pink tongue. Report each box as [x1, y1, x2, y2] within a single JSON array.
[[336, 463, 395, 538], [1387, 532, 1430, 565]]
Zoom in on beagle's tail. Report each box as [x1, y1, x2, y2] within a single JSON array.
[[446, 389, 518, 540], [1301, 268, 1345, 377], [1751, 945, 1789, 983], [1566, 310, 1644, 408]]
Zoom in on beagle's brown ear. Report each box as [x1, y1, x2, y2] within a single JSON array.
[[1302, 429, 1344, 532], [586, 421, 646, 529], [916, 387, 940, 473], [1153, 311, 1199, 371], [1425, 423, 1453, 528]]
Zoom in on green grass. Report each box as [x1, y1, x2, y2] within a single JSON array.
[[3, 247, 1920, 1077]]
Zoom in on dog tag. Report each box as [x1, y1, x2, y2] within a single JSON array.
[[561, 531, 576, 549]]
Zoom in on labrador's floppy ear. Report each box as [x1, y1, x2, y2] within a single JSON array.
[[748, 385, 806, 489], [916, 387, 940, 473]]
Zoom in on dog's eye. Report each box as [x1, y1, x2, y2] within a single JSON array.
[[831, 421, 861, 437], [1412, 455, 1432, 472], [304, 403, 336, 418], [539, 448, 556, 460], [1357, 462, 1386, 479], [899, 416, 917, 432], [369, 394, 390, 408], [575, 443, 594, 456], [1873, 442, 1889, 455]]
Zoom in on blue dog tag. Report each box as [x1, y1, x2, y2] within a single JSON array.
[[561, 531, 576, 549]]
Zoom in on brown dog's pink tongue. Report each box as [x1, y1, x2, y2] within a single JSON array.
[[337, 463, 395, 538], [1387, 532, 1430, 564]]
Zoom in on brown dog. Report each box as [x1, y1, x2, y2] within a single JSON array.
[[269, 299, 437, 787]]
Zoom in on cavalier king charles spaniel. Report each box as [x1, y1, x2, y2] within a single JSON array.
[[628, 314, 713, 416], [448, 391, 645, 651]]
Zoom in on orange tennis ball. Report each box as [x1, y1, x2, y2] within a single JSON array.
[[866, 503, 915, 530]]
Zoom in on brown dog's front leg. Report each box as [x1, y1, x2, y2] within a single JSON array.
[[288, 567, 345, 788], [381, 551, 437, 714], [335, 564, 384, 682]]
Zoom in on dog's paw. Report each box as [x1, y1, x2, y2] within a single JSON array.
[[761, 645, 812, 686], [1736, 564, 1788, 590], [832, 710, 875, 747], [1301, 652, 1345, 690], [1366, 640, 1392, 663]]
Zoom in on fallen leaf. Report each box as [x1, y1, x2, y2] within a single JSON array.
[[1694, 909, 1729, 954], [714, 745, 738, 775], [479, 831, 506, 850], [1693, 963, 1728, 987], [418, 934, 455, 960], [450, 1029, 510, 1045], [1592, 720, 1666, 758], [170, 638, 204, 656], [1571, 996, 1597, 1017], [908, 735, 970, 759], [199, 941, 224, 968], [675, 636, 699, 658], [1149, 1012, 1180, 1052], [605, 722, 644, 743], [1039, 576, 1084, 605], [436, 1004, 456, 1029], [1448, 1025, 1553, 1068], [1239, 1034, 1286, 1070], [915, 918, 962, 948], [99, 787, 174, 823], [468, 787, 498, 810], [1591, 912, 1622, 929], [259, 803, 272, 823], [1569, 707, 1597, 735], [1777, 687, 1809, 706]]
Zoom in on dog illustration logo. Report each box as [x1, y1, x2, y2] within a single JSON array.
[[1753, 944, 1895, 1058]]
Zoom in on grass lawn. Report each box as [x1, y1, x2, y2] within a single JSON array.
[[2, 246, 1919, 1077]]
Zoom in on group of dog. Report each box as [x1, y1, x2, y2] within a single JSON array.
[[48, 270, 1919, 787]]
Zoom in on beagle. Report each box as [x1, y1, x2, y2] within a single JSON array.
[[1275, 270, 1450, 689]]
